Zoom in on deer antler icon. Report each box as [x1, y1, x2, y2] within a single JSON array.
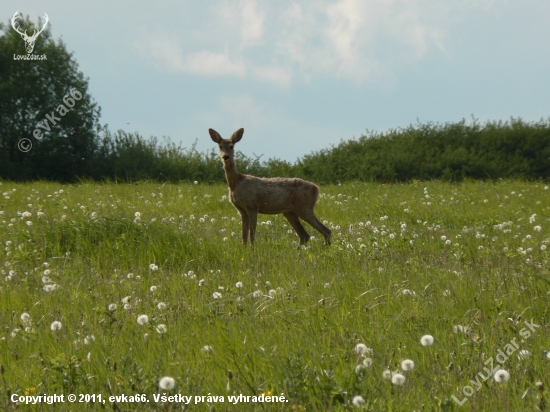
[[11, 11, 49, 54]]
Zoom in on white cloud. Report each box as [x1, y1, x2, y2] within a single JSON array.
[[136, 1, 502, 84], [186, 51, 246, 76]]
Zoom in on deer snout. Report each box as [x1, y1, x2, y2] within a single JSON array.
[[222, 154, 230, 160]]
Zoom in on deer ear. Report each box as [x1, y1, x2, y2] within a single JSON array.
[[209, 128, 222, 143], [230, 128, 244, 143]]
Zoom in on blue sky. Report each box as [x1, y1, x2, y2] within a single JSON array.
[[5, 1, 550, 161]]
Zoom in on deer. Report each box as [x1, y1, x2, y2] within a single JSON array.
[[11, 11, 49, 54], [209, 128, 332, 246]]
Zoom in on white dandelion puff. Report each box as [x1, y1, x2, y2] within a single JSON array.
[[43, 283, 57, 292], [493, 369, 510, 383], [108, 303, 117, 311], [149, 263, 158, 271], [401, 359, 415, 371], [235, 281, 243, 288], [212, 292, 222, 299], [382, 369, 392, 379], [517, 350, 531, 360], [202, 345, 213, 353], [391, 373, 406, 385], [351, 395, 365, 408], [136, 314, 149, 325], [362, 358, 373, 367], [150, 285, 157, 292], [355, 343, 368, 355], [156, 324, 168, 334], [420, 335, 434, 346], [157, 302, 167, 310], [159, 376, 175, 390], [50, 321, 62, 331]]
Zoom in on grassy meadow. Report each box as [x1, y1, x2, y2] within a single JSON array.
[[0, 180, 549, 411]]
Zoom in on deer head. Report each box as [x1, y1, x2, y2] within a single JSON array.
[[11, 11, 49, 54], [209, 128, 244, 163]]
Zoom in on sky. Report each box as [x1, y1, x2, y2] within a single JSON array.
[[4, 1, 550, 162]]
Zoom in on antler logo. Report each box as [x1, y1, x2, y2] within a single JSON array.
[[11, 10, 49, 54]]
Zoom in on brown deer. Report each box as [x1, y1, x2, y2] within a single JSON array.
[[209, 128, 331, 246]]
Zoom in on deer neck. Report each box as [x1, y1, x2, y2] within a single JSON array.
[[223, 159, 243, 191]]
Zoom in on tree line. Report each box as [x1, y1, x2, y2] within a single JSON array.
[[1, 16, 548, 183]]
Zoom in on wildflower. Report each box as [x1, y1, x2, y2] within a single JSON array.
[[121, 296, 131, 304], [44, 269, 51, 276], [391, 373, 406, 385], [493, 369, 510, 383], [26, 221, 32, 226], [150, 285, 157, 292], [362, 358, 373, 367], [212, 292, 222, 299], [136, 314, 149, 325], [382, 369, 392, 379], [159, 376, 175, 390], [401, 359, 415, 371], [124, 303, 131, 310], [20, 313, 31, 325], [268, 289, 276, 297], [351, 395, 365, 407], [43, 284, 57, 292], [108, 303, 117, 311], [355, 343, 373, 356], [420, 335, 434, 346], [50, 321, 62, 331], [517, 350, 531, 360], [194, 181, 198, 185], [235, 281, 243, 288], [157, 302, 167, 310], [542, 245, 547, 251], [156, 324, 167, 334], [149, 263, 159, 271], [402, 289, 416, 296], [355, 364, 366, 373], [198, 279, 205, 286], [202, 345, 213, 353], [127, 273, 134, 278], [252, 290, 262, 298], [534, 225, 542, 232]]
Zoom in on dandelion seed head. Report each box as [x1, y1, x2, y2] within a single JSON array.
[[235, 281, 243, 288], [108, 303, 117, 311], [517, 349, 531, 360], [382, 369, 392, 379], [212, 292, 222, 299], [50, 321, 62, 331], [401, 359, 415, 371], [362, 357, 373, 367], [136, 314, 149, 325], [420, 335, 434, 346], [157, 302, 167, 310], [351, 395, 365, 407], [150, 285, 157, 292], [156, 324, 167, 334], [493, 369, 510, 383], [159, 376, 175, 390], [391, 373, 406, 385]]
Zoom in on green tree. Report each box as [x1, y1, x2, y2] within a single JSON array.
[[0, 13, 101, 181]]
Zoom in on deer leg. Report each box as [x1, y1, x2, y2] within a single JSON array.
[[237, 208, 249, 244], [248, 210, 258, 245], [283, 211, 310, 245], [296, 211, 331, 245]]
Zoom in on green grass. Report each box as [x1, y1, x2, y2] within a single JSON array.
[[0, 180, 549, 411]]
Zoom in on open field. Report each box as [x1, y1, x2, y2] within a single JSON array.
[[0, 180, 549, 411]]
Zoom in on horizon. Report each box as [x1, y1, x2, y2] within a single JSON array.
[[3, 1, 550, 161]]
